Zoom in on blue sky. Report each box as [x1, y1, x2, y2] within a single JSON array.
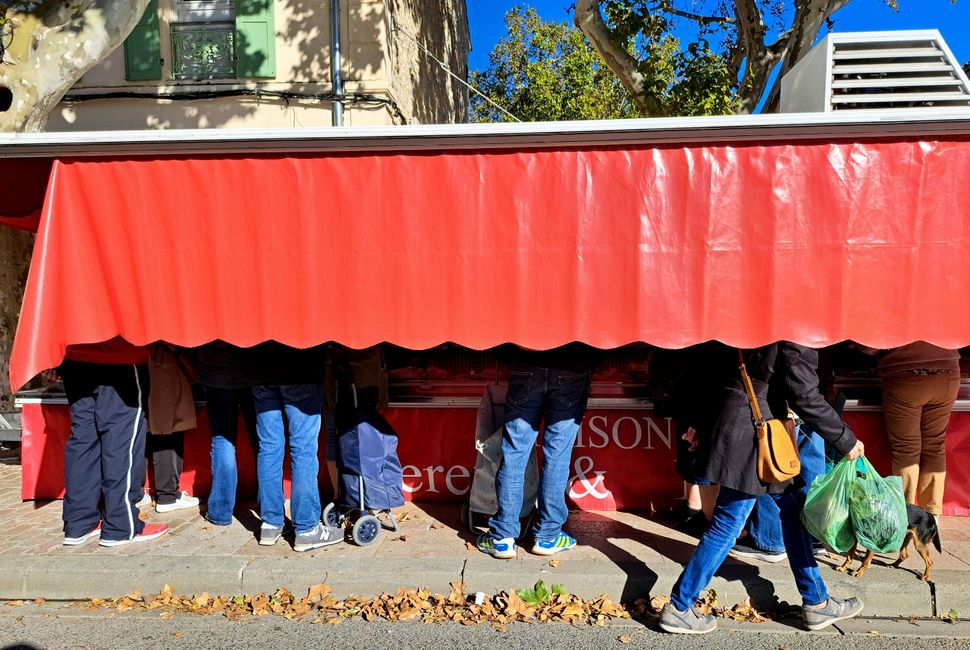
[[467, 1, 970, 72]]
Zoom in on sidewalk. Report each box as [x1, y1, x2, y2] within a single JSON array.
[[2, 462, 969, 622]]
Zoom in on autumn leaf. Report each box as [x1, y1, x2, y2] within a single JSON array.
[[307, 584, 333, 603], [171, 631, 183, 638], [430, 522, 446, 530], [618, 635, 633, 644], [32, 598, 45, 606], [549, 559, 561, 568], [6, 601, 23, 607], [394, 534, 408, 542]]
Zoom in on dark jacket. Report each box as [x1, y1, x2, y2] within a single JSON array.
[[702, 342, 857, 496], [185, 340, 252, 389]]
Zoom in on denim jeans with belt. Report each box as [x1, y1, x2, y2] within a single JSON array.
[[204, 386, 258, 526], [748, 424, 826, 552], [670, 485, 829, 612], [253, 384, 323, 534], [489, 368, 590, 542]]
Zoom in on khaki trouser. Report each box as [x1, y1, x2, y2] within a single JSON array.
[[881, 372, 960, 515]]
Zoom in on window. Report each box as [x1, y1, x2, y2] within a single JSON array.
[[171, 0, 236, 80], [124, 0, 276, 82]]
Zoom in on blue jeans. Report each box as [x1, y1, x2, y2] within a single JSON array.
[[489, 368, 590, 542], [748, 424, 827, 552], [253, 384, 323, 534], [670, 486, 829, 611], [205, 386, 258, 526]]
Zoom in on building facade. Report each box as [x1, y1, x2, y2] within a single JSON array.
[[47, 0, 470, 131]]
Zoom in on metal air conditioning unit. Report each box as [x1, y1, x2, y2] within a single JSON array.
[[780, 30, 970, 112]]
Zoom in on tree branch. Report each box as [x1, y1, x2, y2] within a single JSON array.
[[1, 0, 150, 130], [574, 0, 662, 116], [657, 1, 736, 27], [761, 0, 853, 112]]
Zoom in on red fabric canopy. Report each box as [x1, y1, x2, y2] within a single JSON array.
[[10, 138, 970, 390], [0, 158, 51, 231]]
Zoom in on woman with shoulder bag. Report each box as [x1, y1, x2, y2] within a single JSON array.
[[660, 342, 866, 635]]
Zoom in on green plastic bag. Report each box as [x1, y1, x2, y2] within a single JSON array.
[[800, 458, 857, 553], [848, 457, 908, 554]]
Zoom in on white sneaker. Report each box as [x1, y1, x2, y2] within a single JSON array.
[[135, 492, 153, 508], [155, 491, 200, 513]]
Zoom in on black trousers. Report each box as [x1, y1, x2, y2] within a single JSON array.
[[147, 431, 185, 504], [61, 360, 148, 542]]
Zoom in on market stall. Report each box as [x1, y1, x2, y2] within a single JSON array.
[[5, 111, 970, 513]]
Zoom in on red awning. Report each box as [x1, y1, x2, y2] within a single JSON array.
[[10, 137, 970, 390], [0, 158, 52, 231]]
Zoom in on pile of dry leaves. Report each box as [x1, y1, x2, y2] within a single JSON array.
[[71, 581, 636, 629]]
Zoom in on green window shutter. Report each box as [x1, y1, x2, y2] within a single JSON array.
[[235, 0, 277, 78], [124, 0, 162, 81]]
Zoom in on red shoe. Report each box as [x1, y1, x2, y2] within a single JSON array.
[[99, 522, 168, 547], [63, 523, 101, 546]]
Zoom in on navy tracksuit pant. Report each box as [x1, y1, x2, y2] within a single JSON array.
[[61, 360, 149, 542]]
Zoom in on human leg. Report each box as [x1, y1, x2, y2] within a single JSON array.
[[61, 362, 103, 541], [253, 385, 286, 529], [487, 368, 544, 544], [916, 375, 959, 515], [531, 371, 590, 545], [205, 386, 244, 525], [881, 375, 926, 505], [772, 490, 828, 606], [281, 384, 323, 534], [152, 431, 184, 505], [777, 487, 866, 631], [744, 425, 826, 556], [670, 487, 756, 612], [96, 364, 149, 542]]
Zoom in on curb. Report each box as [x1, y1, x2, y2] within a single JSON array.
[[0, 553, 951, 620]]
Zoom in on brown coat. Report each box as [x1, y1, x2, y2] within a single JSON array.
[[148, 344, 197, 434]]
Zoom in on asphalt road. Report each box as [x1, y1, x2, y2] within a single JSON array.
[[1, 607, 969, 650]]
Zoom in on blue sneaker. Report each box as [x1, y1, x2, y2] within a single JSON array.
[[532, 532, 576, 556], [477, 534, 516, 559]]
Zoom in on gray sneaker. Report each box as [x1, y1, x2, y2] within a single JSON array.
[[730, 541, 787, 563], [803, 596, 864, 631], [294, 523, 344, 552], [258, 522, 289, 546], [659, 603, 717, 635]]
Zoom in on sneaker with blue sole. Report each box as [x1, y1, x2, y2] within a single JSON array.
[[477, 534, 516, 559], [532, 532, 576, 556]]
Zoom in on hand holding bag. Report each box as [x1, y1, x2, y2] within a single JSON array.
[[738, 350, 801, 483]]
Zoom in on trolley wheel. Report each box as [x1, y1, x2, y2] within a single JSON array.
[[322, 502, 342, 529], [352, 515, 381, 546]]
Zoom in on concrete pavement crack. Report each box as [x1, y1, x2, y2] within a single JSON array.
[[944, 549, 970, 569], [238, 558, 256, 591], [459, 558, 468, 586]]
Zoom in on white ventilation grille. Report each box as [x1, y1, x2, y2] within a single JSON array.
[[781, 31, 970, 113]]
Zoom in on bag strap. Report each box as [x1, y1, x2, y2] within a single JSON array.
[[738, 349, 765, 426]]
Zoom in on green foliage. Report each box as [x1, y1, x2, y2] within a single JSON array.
[[471, 4, 738, 121], [470, 6, 639, 122], [590, 0, 909, 115], [515, 580, 566, 607]]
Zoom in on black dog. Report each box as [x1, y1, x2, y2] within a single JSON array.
[[836, 504, 941, 581]]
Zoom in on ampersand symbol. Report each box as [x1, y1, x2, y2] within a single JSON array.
[[568, 456, 611, 500]]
